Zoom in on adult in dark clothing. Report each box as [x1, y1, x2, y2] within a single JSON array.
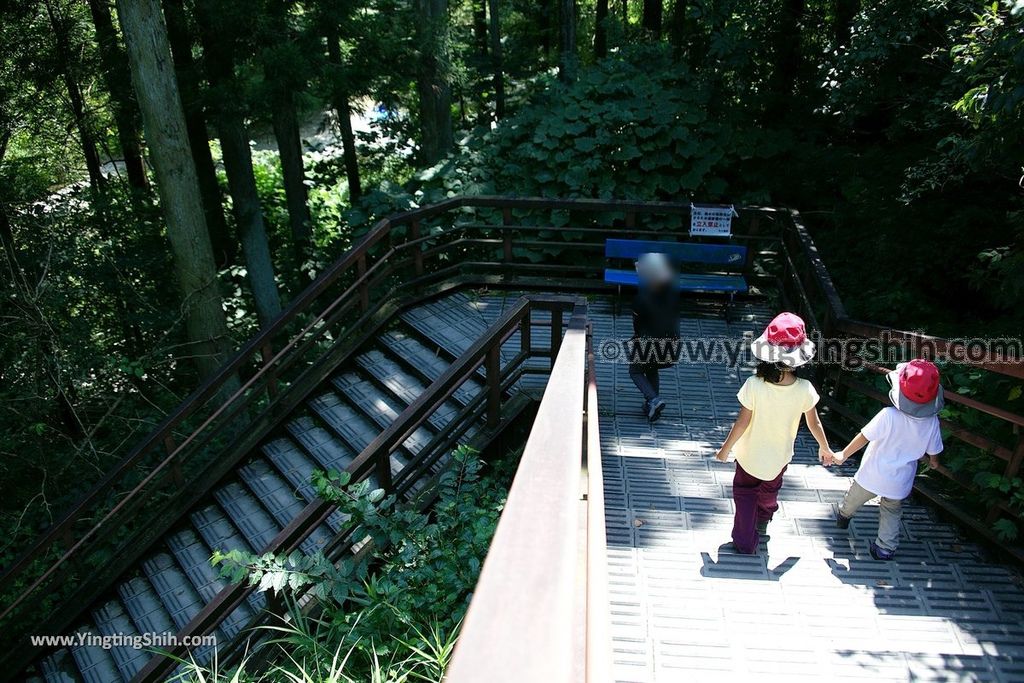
[[630, 253, 680, 422]]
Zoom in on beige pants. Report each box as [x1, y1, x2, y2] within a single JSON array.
[[839, 480, 903, 552]]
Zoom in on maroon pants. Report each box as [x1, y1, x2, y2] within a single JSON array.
[[731, 461, 786, 554]]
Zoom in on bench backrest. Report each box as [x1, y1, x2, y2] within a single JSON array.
[[605, 239, 747, 268]]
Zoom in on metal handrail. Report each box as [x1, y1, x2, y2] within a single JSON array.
[[444, 302, 603, 682]]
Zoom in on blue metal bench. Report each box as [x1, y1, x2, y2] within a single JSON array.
[[604, 238, 748, 317]]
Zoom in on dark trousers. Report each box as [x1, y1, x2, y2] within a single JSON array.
[[629, 363, 660, 403], [731, 461, 786, 554]]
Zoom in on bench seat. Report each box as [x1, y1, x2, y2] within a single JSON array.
[[603, 268, 748, 293]]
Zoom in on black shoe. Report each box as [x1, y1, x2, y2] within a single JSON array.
[[869, 541, 895, 561], [756, 520, 769, 535], [836, 513, 851, 529], [647, 397, 666, 422]]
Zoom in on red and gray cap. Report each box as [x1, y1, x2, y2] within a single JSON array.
[[887, 359, 944, 417]]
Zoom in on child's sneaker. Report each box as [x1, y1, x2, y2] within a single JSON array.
[[647, 397, 666, 422], [836, 513, 851, 529], [869, 541, 895, 561]]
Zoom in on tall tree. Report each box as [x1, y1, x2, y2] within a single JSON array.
[[594, 0, 609, 59], [195, 0, 283, 328], [325, 26, 362, 201], [667, 0, 687, 57], [86, 0, 148, 191], [263, 5, 313, 250], [487, 0, 506, 120], [642, 0, 663, 37], [44, 0, 104, 192], [416, 0, 454, 164], [768, 0, 806, 116], [162, 0, 234, 267], [558, 0, 577, 83], [114, 0, 232, 380]]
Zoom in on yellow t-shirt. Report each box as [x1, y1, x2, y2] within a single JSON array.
[[732, 374, 819, 480]]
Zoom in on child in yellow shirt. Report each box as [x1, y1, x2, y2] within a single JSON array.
[[715, 312, 833, 553]]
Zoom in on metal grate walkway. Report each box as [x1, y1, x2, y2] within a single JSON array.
[[592, 298, 1024, 682]]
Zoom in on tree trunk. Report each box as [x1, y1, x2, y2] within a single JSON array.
[[219, 120, 283, 326], [416, 0, 454, 165], [114, 0, 232, 380], [195, 0, 283, 328], [162, 0, 234, 267], [272, 96, 312, 250], [834, 0, 858, 49], [538, 0, 552, 55], [642, 0, 662, 37], [45, 0, 104, 192], [769, 0, 805, 116], [487, 0, 506, 120], [558, 0, 577, 83], [473, 0, 488, 58], [325, 29, 362, 201], [594, 0, 609, 59], [87, 0, 148, 191], [668, 0, 687, 57]]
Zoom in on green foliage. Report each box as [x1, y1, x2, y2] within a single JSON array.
[[211, 445, 514, 680], [413, 44, 781, 204]]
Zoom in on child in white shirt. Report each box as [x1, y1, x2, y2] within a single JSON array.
[[830, 359, 944, 561]]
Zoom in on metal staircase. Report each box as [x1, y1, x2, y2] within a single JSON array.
[[21, 293, 560, 683]]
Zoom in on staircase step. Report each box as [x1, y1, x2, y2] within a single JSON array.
[[165, 528, 258, 637], [40, 650, 78, 683], [117, 576, 176, 640], [140, 553, 222, 662], [261, 438, 348, 532], [68, 627, 122, 683], [307, 391, 405, 480], [331, 372, 434, 455], [92, 600, 148, 680], [377, 329, 483, 406], [238, 458, 333, 555], [356, 349, 463, 430], [212, 482, 281, 552], [285, 415, 355, 473]]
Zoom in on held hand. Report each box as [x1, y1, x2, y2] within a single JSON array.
[[714, 448, 729, 463], [818, 446, 835, 467]]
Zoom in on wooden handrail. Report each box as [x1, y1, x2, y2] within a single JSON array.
[[444, 303, 603, 683], [585, 323, 613, 682]]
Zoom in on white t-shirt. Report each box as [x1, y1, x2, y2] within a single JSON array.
[[734, 375, 819, 481], [854, 407, 943, 499]]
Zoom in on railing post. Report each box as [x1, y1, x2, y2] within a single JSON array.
[[486, 342, 501, 428], [165, 435, 184, 486], [550, 308, 564, 369], [625, 210, 636, 229], [375, 451, 394, 492], [260, 342, 278, 399], [502, 207, 513, 278], [411, 219, 424, 276], [989, 433, 1024, 524], [521, 313, 532, 356], [356, 253, 369, 312]]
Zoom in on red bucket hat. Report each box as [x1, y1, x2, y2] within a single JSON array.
[[751, 312, 816, 368], [887, 359, 944, 417]]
